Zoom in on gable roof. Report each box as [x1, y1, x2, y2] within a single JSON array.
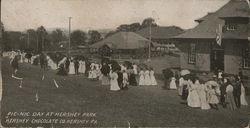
[[195, 13, 214, 23], [175, 0, 250, 39], [136, 26, 184, 40], [90, 32, 150, 49], [219, 0, 250, 18]]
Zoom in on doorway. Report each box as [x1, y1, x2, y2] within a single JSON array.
[[211, 49, 224, 72]]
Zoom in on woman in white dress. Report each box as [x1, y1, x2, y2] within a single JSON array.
[[20, 52, 24, 63], [82, 60, 86, 74], [133, 64, 138, 75], [95, 63, 101, 79], [178, 77, 184, 96], [197, 80, 210, 110], [187, 79, 201, 108], [139, 68, 145, 86], [169, 77, 177, 89], [68, 60, 75, 74], [31, 55, 35, 64], [110, 70, 120, 91], [241, 83, 248, 106], [144, 68, 151, 86], [78, 60, 83, 73], [88, 62, 95, 79], [122, 70, 129, 88], [149, 68, 157, 85], [108, 64, 112, 75], [47, 57, 57, 70], [92, 67, 98, 80]]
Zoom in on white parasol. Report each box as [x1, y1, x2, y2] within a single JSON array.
[[205, 80, 219, 87], [180, 69, 191, 76]]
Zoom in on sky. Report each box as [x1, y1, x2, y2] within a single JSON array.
[[1, 0, 230, 31]]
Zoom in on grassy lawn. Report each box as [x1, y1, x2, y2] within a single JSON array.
[[1, 57, 250, 128]]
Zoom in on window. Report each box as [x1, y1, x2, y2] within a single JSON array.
[[243, 48, 250, 69], [226, 23, 237, 31], [188, 43, 196, 64]]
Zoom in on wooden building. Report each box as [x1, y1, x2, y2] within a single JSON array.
[[137, 26, 184, 51], [90, 31, 152, 59], [174, 0, 250, 76]]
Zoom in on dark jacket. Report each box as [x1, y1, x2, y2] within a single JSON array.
[[233, 81, 241, 96]]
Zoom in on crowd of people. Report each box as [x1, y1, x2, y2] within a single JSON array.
[[6, 50, 159, 92], [169, 70, 249, 110], [5, 50, 249, 110], [56, 56, 159, 91]]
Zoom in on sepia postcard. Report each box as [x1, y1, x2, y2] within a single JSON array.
[[0, 0, 250, 127]]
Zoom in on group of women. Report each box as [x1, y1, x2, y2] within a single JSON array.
[[66, 57, 86, 75], [86, 61, 158, 91], [101, 62, 158, 91], [138, 67, 157, 86], [175, 73, 248, 110], [55, 56, 158, 91]]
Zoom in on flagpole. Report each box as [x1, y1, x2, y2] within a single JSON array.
[[68, 17, 72, 57], [148, 22, 151, 61]]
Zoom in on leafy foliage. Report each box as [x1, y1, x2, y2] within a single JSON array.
[[88, 30, 102, 45], [70, 30, 86, 46]]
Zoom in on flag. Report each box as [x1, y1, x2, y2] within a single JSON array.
[[216, 24, 222, 46], [246, 0, 250, 8]]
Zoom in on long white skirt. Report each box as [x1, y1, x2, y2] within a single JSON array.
[[69, 65, 75, 74], [150, 75, 157, 85], [110, 79, 120, 91], [139, 75, 145, 86], [241, 85, 248, 105], [144, 75, 151, 86], [169, 78, 177, 89], [187, 90, 201, 108]]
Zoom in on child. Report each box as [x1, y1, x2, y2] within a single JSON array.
[[208, 85, 219, 110], [122, 70, 129, 89], [169, 77, 177, 89]]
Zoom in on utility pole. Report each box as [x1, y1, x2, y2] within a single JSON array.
[[36, 33, 38, 52], [27, 32, 30, 49], [68, 17, 72, 56], [148, 21, 152, 61]]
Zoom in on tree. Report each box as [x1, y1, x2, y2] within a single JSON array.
[[36, 26, 48, 52], [0, 22, 3, 52], [26, 29, 38, 51], [116, 24, 130, 32], [141, 17, 157, 28], [3, 31, 23, 51], [1, 22, 10, 51], [88, 30, 101, 45], [50, 29, 66, 50], [116, 22, 141, 32], [51, 29, 64, 43], [129, 22, 141, 32], [70, 30, 86, 46]]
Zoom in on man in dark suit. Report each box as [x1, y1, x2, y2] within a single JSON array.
[[39, 53, 46, 70], [74, 59, 79, 75], [233, 76, 241, 108]]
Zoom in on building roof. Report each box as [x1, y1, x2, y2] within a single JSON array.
[[175, 0, 250, 39], [195, 13, 214, 23], [136, 26, 185, 40], [219, 0, 250, 18], [90, 32, 151, 49]]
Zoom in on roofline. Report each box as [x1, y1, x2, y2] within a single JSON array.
[[172, 37, 249, 40], [219, 16, 250, 19]]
